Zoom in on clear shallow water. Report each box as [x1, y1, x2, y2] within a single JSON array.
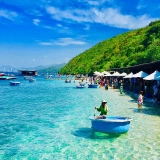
[[0, 77, 160, 160]]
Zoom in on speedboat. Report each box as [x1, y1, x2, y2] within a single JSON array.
[[89, 116, 132, 134]]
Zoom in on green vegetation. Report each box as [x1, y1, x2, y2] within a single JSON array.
[[37, 63, 66, 74], [59, 20, 160, 75]]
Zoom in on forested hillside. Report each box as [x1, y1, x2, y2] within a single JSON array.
[[59, 20, 160, 75]]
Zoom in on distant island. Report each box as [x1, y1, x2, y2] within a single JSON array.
[[37, 63, 66, 74], [0, 63, 66, 75]]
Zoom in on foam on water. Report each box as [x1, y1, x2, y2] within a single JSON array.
[[0, 77, 160, 159]]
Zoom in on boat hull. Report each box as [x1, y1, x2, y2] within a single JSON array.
[[9, 81, 20, 86], [65, 80, 71, 83], [89, 116, 132, 134], [88, 84, 98, 88], [29, 79, 35, 82], [76, 85, 85, 88]]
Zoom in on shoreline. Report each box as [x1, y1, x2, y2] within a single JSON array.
[[100, 85, 160, 108]]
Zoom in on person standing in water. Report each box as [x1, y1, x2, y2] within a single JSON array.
[[137, 91, 143, 108], [95, 100, 108, 119], [120, 80, 123, 94]]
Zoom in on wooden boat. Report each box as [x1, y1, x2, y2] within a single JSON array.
[[89, 116, 132, 134], [9, 81, 20, 86], [88, 84, 99, 88]]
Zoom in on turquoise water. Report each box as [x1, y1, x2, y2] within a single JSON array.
[[0, 77, 160, 160]]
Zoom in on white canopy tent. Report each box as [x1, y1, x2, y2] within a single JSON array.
[[93, 71, 101, 76], [132, 71, 148, 78], [123, 72, 133, 78], [112, 71, 120, 76], [143, 70, 160, 80], [104, 73, 112, 77], [119, 72, 127, 77], [102, 71, 109, 75]]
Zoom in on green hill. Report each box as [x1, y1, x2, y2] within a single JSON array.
[[37, 63, 66, 74], [59, 20, 160, 75]]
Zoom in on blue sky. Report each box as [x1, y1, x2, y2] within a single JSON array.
[[0, 0, 159, 68]]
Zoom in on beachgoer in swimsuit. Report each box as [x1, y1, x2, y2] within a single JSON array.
[[137, 91, 143, 108]]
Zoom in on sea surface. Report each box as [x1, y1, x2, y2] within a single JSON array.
[[0, 77, 160, 160]]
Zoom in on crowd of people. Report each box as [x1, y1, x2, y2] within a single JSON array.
[[88, 76, 160, 117]]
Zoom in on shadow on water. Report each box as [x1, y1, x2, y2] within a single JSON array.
[[72, 127, 125, 140], [133, 107, 160, 116]]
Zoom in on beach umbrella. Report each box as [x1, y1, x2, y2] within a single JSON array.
[[132, 71, 148, 78], [119, 72, 127, 77], [123, 72, 133, 78], [104, 73, 112, 77], [98, 73, 104, 76], [143, 70, 160, 80]]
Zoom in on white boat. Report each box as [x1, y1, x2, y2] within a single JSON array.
[[88, 84, 99, 88], [0, 73, 17, 80], [24, 76, 32, 80], [76, 83, 85, 88], [9, 81, 20, 86]]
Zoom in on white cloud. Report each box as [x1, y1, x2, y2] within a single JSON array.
[[42, 25, 55, 30], [33, 19, 40, 26], [39, 38, 86, 46], [39, 42, 53, 46], [57, 24, 62, 27], [46, 6, 158, 29], [87, 1, 100, 6], [0, 9, 18, 21], [81, 0, 107, 6], [54, 38, 86, 46], [84, 25, 90, 30]]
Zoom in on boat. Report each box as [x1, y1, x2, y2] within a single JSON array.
[[89, 116, 132, 134], [0, 73, 17, 80], [29, 78, 36, 82], [24, 76, 33, 80], [88, 84, 99, 88], [9, 81, 20, 86], [0, 73, 5, 76], [76, 83, 85, 88], [44, 75, 53, 79], [65, 79, 71, 83]]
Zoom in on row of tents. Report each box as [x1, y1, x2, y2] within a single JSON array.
[[94, 70, 160, 80]]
